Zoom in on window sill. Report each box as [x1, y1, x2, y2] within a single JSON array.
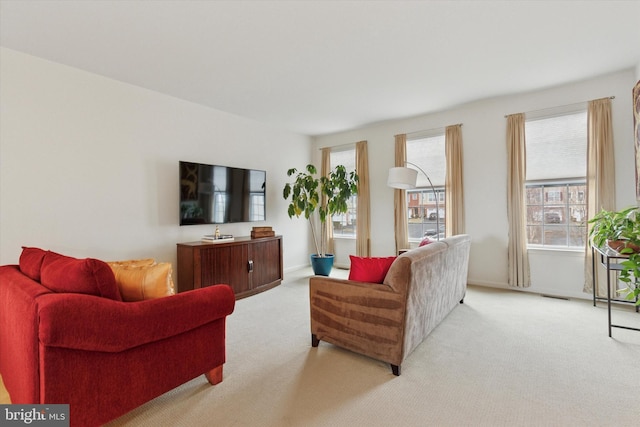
[[527, 246, 585, 256]]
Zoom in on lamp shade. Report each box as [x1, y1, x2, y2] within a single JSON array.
[[387, 167, 418, 189]]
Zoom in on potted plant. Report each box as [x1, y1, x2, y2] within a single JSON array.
[[589, 206, 640, 305], [588, 206, 640, 252], [283, 164, 358, 276]]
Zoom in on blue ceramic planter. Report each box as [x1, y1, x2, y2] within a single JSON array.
[[310, 254, 334, 276]]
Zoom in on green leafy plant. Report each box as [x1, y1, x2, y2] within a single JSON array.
[[589, 206, 640, 305], [619, 251, 640, 306], [588, 206, 640, 249], [283, 164, 358, 257]]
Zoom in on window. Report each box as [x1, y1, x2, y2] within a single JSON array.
[[406, 133, 446, 241], [525, 110, 587, 248], [526, 182, 587, 247], [330, 149, 357, 237]]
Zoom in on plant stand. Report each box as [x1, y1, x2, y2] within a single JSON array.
[[591, 245, 640, 337]]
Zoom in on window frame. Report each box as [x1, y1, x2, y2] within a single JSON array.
[[524, 108, 587, 250], [329, 147, 357, 239], [525, 178, 587, 249], [405, 131, 446, 242], [406, 186, 446, 242]]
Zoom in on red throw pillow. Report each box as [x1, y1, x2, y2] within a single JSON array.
[[40, 251, 122, 301], [419, 236, 434, 247], [19, 246, 48, 282], [348, 256, 397, 284]]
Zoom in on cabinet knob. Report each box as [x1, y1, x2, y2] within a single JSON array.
[[248, 260, 253, 273]]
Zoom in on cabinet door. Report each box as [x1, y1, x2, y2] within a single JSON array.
[[249, 238, 283, 289], [200, 244, 250, 295]]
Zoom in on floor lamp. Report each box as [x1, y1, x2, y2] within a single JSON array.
[[387, 161, 441, 240]]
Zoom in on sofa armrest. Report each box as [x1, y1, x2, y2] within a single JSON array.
[[37, 284, 235, 352]]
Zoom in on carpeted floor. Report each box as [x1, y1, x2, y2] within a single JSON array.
[[3, 267, 639, 425], [103, 267, 640, 426]]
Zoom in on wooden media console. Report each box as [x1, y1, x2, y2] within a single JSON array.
[[177, 235, 283, 299]]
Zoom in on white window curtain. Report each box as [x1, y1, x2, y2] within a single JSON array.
[[583, 97, 615, 296], [506, 113, 530, 288]]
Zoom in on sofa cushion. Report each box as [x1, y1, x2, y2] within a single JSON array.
[[40, 251, 122, 301], [19, 246, 47, 281], [108, 261, 175, 301], [348, 255, 397, 284]]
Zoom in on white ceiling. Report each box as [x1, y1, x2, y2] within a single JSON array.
[[1, 0, 639, 136]]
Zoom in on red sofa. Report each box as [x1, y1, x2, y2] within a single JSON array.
[[0, 248, 235, 427]]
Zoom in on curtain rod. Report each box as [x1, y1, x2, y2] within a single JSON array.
[[317, 123, 464, 150], [398, 123, 463, 139], [504, 96, 615, 118], [317, 141, 363, 151]]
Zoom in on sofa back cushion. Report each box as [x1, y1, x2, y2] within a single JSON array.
[[19, 247, 48, 282], [40, 251, 122, 301]]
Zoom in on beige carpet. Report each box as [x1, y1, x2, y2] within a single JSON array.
[[6, 267, 640, 425], [103, 268, 640, 426]]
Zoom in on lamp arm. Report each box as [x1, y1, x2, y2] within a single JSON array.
[[404, 161, 441, 240]]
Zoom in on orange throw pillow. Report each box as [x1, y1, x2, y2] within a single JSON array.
[[108, 260, 175, 301], [107, 258, 156, 268]]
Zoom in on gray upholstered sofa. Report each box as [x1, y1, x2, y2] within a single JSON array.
[[309, 234, 471, 375]]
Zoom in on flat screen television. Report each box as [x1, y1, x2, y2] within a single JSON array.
[[179, 161, 266, 225]]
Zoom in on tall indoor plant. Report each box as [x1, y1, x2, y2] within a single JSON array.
[[283, 164, 358, 276]]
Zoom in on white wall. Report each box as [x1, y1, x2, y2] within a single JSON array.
[[313, 69, 637, 300], [0, 48, 312, 275], [3, 48, 636, 299]]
